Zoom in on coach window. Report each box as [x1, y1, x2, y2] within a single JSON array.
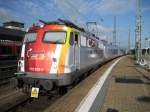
[[92, 40, 96, 47], [69, 32, 74, 46], [81, 36, 86, 47], [88, 39, 92, 47]]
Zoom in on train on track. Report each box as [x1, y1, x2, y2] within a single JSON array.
[[16, 19, 123, 94]]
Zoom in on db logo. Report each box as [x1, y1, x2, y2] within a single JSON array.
[[27, 48, 32, 58]]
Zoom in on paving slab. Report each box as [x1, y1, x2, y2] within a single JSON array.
[[101, 56, 150, 112]]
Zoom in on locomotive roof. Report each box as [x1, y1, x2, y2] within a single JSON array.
[[39, 19, 85, 32], [30, 19, 102, 42]]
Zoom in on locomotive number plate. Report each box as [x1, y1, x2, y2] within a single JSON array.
[[31, 87, 39, 98]]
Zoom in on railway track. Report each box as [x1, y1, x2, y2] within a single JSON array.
[[0, 57, 121, 112], [13, 93, 61, 112], [0, 64, 17, 86], [0, 90, 30, 112], [0, 65, 17, 78], [0, 89, 63, 112], [0, 73, 87, 112]]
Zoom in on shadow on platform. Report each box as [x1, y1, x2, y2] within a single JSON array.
[[115, 75, 150, 85], [106, 108, 119, 112], [135, 68, 150, 81], [115, 75, 143, 84], [137, 96, 150, 103]]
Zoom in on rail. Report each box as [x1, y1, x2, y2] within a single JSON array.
[[0, 64, 17, 83]]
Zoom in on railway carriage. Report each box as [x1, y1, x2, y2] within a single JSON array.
[[16, 19, 120, 93]]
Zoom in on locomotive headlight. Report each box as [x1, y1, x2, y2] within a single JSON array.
[[18, 60, 24, 72], [18, 61, 22, 71], [20, 62, 23, 67], [52, 64, 57, 69]]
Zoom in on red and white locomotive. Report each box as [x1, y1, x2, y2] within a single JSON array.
[[16, 19, 121, 94]]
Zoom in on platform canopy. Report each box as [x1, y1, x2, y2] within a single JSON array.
[[0, 27, 26, 41]]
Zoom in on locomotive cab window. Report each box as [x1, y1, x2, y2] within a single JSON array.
[[43, 31, 66, 44], [24, 32, 37, 43]]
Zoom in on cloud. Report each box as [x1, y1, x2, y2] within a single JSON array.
[[0, 0, 65, 26], [12, 0, 47, 20], [53, 0, 89, 24], [53, 0, 136, 21], [0, 0, 136, 32], [0, 7, 13, 24], [97, 0, 136, 15], [0, 8, 9, 17], [0, 0, 136, 26], [86, 23, 127, 34], [97, 25, 113, 33], [142, 6, 150, 12]]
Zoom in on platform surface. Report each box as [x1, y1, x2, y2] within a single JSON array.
[[101, 56, 150, 112], [44, 56, 150, 112], [44, 58, 117, 112]]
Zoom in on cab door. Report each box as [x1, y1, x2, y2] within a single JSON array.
[[74, 32, 80, 70]]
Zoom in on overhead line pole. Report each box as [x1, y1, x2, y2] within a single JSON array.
[[113, 16, 116, 46], [135, 0, 142, 62], [128, 29, 131, 53]]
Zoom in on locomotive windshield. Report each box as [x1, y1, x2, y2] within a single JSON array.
[[43, 31, 66, 44], [24, 32, 37, 43]]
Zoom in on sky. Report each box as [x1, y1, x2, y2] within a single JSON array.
[[0, 0, 150, 49]]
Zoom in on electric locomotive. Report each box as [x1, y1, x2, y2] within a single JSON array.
[[16, 19, 120, 94]]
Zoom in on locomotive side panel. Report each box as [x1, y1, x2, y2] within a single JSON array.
[[79, 34, 104, 73]]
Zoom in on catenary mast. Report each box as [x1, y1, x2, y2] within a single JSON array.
[[135, 0, 142, 62], [113, 16, 116, 45], [128, 29, 131, 53]]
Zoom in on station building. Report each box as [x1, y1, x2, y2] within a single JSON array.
[[0, 21, 26, 59]]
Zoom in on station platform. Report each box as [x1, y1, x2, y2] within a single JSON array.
[[101, 56, 150, 112], [44, 56, 150, 112]]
